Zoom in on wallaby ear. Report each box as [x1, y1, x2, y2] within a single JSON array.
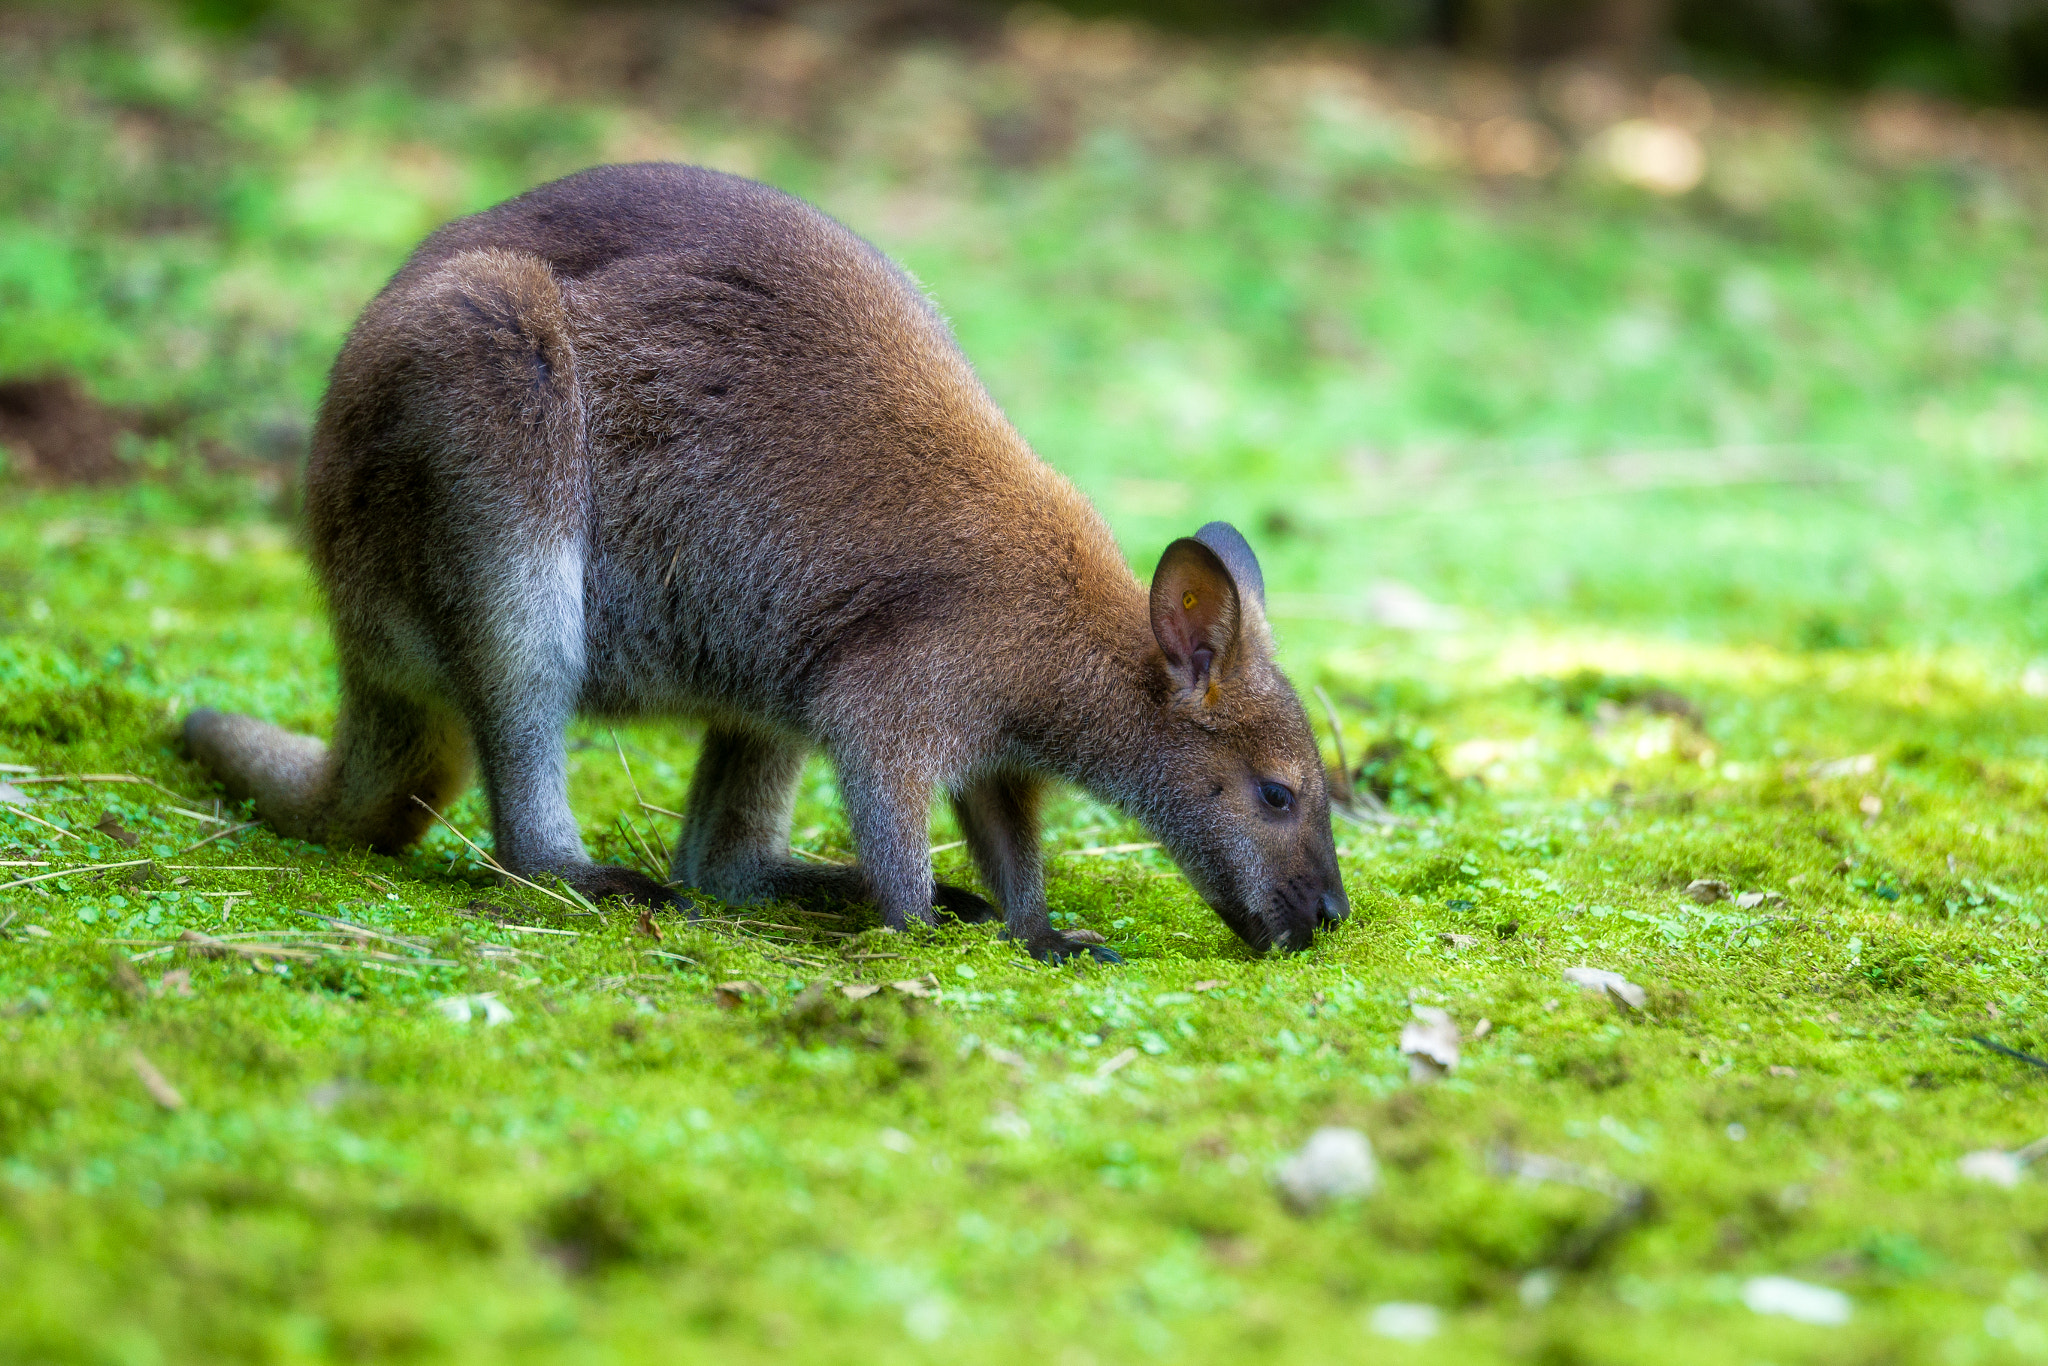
[[1150, 534, 1244, 696], [1193, 521, 1265, 610]]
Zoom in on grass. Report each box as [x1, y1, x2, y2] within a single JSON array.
[[8, 7, 2048, 1363]]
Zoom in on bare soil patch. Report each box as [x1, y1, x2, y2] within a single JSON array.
[[0, 375, 138, 484]]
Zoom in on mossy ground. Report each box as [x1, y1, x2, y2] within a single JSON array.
[[8, 8, 2048, 1364]]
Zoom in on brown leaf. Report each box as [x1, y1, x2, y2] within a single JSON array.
[[128, 1049, 184, 1110], [634, 908, 661, 942], [713, 980, 763, 1009], [179, 929, 230, 959], [96, 813, 139, 848], [154, 968, 193, 999], [106, 949, 147, 1001]]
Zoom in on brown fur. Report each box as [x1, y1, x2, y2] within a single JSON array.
[[183, 163, 1348, 958]]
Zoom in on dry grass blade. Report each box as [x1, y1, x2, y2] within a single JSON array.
[[161, 805, 233, 825], [15, 772, 202, 802], [0, 858, 152, 892], [2, 805, 82, 841], [289, 907, 431, 953], [128, 1049, 184, 1110], [171, 822, 259, 857], [410, 796, 599, 914], [609, 730, 675, 874], [1313, 684, 1400, 825]]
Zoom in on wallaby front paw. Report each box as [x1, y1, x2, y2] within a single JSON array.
[[933, 882, 998, 924], [1018, 929, 1123, 964]]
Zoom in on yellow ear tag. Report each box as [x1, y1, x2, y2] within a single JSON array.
[[1182, 591, 1198, 610]]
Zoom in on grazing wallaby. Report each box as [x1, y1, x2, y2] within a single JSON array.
[[184, 163, 1349, 959]]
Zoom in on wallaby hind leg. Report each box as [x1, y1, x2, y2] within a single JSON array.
[[464, 692, 684, 912], [183, 674, 468, 852], [672, 724, 994, 923]]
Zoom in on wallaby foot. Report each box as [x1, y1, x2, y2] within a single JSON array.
[[1013, 927, 1124, 964], [545, 862, 692, 913], [716, 860, 992, 924]]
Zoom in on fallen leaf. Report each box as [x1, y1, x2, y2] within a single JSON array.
[[633, 908, 661, 941], [95, 813, 139, 848], [1563, 966, 1646, 1010], [128, 1049, 184, 1110], [714, 980, 765, 1008], [1438, 932, 1479, 950], [1274, 1127, 1378, 1212], [1095, 1046, 1140, 1079], [179, 929, 230, 959], [1685, 879, 1729, 905], [1742, 1276, 1850, 1326], [106, 949, 147, 1002], [1191, 980, 1225, 992], [22, 924, 51, 939], [1400, 1005, 1461, 1081], [889, 975, 939, 998], [840, 983, 882, 1000], [1733, 891, 1767, 909], [154, 968, 193, 999], [1473, 1018, 1492, 1039]]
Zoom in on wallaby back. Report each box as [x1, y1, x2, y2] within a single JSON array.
[[184, 163, 1349, 958]]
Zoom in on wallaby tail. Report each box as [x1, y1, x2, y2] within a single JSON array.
[[183, 709, 334, 843]]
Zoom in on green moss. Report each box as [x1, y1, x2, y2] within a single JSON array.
[[7, 9, 2048, 1362]]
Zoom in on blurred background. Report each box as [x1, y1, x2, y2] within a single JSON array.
[[4, 0, 2048, 665]]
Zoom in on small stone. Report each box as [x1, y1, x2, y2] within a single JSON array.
[[1563, 966, 1646, 1010], [1400, 1006, 1461, 1081], [1685, 879, 1730, 904], [1275, 1127, 1379, 1212], [1367, 1303, 1439, 1341], [1742, 1276, 1850, 1326], [1960, 1150, 2025, 1187]]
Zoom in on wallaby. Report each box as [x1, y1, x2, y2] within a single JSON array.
[[183, 163, 1349, 960]]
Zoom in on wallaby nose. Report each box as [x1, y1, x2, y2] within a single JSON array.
[[1317, 888, 1350, 925]]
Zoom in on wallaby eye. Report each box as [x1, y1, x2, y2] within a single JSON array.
[[1258, 782, 1294, 812]]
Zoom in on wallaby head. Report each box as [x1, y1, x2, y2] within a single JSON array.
[[1114, 521, 1349, 953]]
